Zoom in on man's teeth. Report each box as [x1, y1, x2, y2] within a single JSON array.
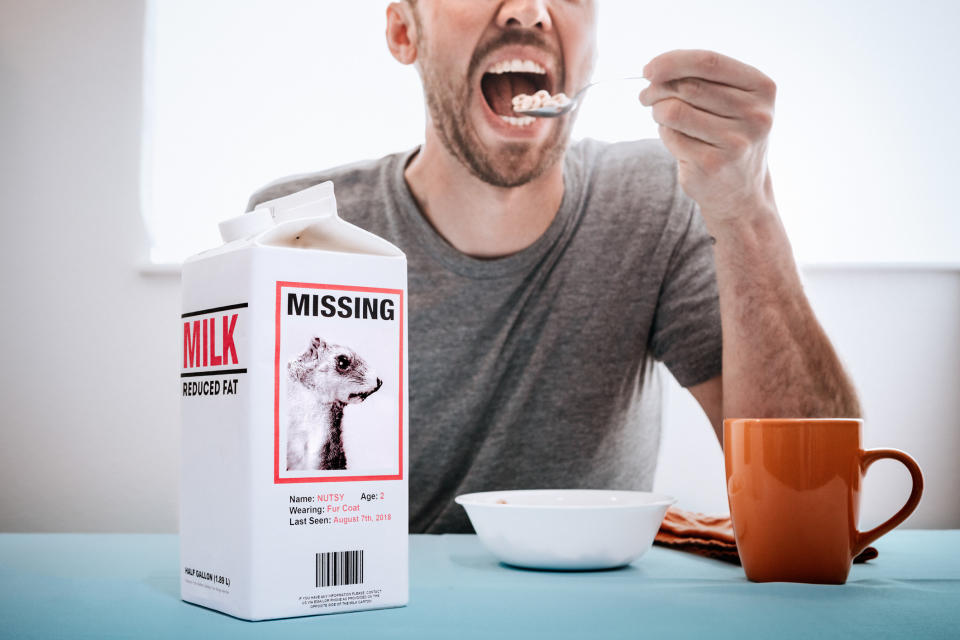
[[487, 59, 546, 75], [499, 115, 536, 127]]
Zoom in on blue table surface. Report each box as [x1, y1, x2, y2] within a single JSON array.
[[1, 531, 958, 639]]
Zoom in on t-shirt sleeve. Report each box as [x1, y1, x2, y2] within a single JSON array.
[[648, 195, 723, 388]]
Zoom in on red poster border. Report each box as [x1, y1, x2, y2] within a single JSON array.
[[274, 281, 404, 484]]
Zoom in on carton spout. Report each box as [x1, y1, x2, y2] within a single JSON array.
[[218, 208, 273, 243], [248, 180, 403, 256], [256, 181, 339, 224]]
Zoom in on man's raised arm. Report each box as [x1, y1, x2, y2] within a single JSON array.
[[640, 49, 860, 434]]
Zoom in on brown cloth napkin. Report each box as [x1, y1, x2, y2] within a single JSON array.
[[654, 506, 879, 565]]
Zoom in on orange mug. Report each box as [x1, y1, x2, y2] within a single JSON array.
[[723, 418, 923, 584]]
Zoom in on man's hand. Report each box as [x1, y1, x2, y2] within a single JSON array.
[[639, 50, 777, 233]]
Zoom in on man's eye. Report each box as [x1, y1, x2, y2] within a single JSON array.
[[336, 355, 351, 371]]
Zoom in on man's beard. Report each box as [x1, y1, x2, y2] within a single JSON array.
[[418, 33, 573, 188]]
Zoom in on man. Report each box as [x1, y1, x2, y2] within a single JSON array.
[[248, 0, 859, 533]]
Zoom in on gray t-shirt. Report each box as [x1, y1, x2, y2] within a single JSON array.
[[248, 138, 722, 533]]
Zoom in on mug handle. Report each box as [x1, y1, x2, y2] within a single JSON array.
[[853, 448, 924, 557]]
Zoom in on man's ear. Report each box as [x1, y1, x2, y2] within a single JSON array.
[[386, 2, 418, 65]]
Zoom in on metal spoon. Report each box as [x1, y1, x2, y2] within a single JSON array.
[[513, 75, 649, 118]]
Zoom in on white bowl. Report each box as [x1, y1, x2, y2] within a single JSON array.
[[454, 489, 675, 570]]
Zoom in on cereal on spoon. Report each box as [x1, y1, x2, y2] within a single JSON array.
[[512, 89, 572, 114]]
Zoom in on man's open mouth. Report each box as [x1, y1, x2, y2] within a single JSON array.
[[481, 59, 552, 119]]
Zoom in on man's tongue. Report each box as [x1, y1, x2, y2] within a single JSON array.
[[481, 73, 540, 117]]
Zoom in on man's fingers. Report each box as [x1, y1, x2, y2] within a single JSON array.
[[651, 97, 742, 148], [643, 49, 776, 96], [657, 125, 713, 172], [658, 123, 708, 154], [658, 124, 740, 184], [640, 77, 751, 119]]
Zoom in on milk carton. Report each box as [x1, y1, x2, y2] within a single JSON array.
[[180, 182, 408, 620]]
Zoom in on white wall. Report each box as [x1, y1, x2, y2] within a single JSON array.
[[142, 0, 960, 266], [0, 0, 182, 532], [1, 0, 957, 533]]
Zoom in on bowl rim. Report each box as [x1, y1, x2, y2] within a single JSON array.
[[454, 488, 676, 510]]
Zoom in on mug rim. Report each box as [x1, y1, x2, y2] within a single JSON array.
[[723, 418, 863, 425]]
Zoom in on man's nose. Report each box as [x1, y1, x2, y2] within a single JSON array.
[[496, 0, 552, 31]]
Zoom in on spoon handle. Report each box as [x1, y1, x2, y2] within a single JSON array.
[[574, 75, 648, 102], [581, 75, 648, 92]]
